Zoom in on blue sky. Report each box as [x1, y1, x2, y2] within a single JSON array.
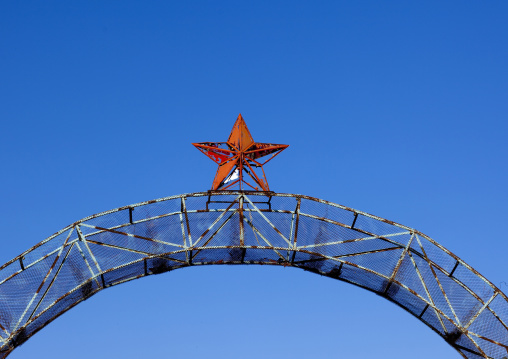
[[1, 1, 507, 358]]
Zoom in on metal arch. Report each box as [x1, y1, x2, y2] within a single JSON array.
[[0, 192, 507, 358]]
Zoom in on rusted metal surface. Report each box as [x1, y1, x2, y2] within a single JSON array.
[[193, 114, 288, 191], [0, 191, 507, 358]]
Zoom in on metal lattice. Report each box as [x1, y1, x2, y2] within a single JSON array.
[[0, 192, 506, 358]]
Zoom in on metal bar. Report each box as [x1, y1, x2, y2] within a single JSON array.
[[449, 261, 460, 277], [291, 198, 301, 263], [463, 292, 498, 330], [0, 225, 76, 273], [287, 201, 297, 261], [300, 212, 406, 249], [383, 233, 415, 295], [0, 322, 8, 337], [415, 234, 462, 327], [74, 241, 101, 289], [181, 197, 193, 247], [179, 212, 189, 264], [243, 217, 287, 261], [486, 304, 508, 338], [467, 331, 508, 351], [412, 250, 491, 309], [243, 160, 268, 191], [191, 211, 238, 260], [333, 246, 401, 259], [20, 277, 104, 337], [248, 145, 288, 166], [0, 246, 68, 287], [192, 197, 239, 247], [18, 258, 24, 271], [129, 207, 133, 224], [206, 192, 211, 211], [80, 223, 184, 249], [206, 200, 272, 205], [462, 332, 489, 358], [76, 226, 103, 275], [351, 213, 358, 229], [27, 242, 75, 322], [85, 239, 154, 256], [239, 196, 246, 263], [293, 252, 392, 280], [13, 228, 75, 331], [244, 144, 287, 155], [419, 303, 429, 319], [246, 202, 262, 247], [79, 210, 180, 237], [453, 344, 483, 357], [239, 195, 245, 246], [246, 159, 270, 192], [391, 279, 453, 324], [192, 143, 236, 154], [220, 178, 241, 191], [297, 231, 411, 249], [407, 251, 448, 333], [418, 232, 496, 289], [38, 255, 164, 306], [295, 212, 351, 229], [244, 195, 291, 246]]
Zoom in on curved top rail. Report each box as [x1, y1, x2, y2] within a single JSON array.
[[0, 192, 506, 358]]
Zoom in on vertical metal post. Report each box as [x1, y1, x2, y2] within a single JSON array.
[[181, 197, 193, 264], [239, 195, 244, 246], [419, 304, 429, 319], [449, 261, 460, 277], [239, 195, 246, 263], [290, 198, 301, 264], [351, 213, 358, 229]]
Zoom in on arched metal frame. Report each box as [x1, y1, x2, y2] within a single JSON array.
[[0, 192, 506, 358]]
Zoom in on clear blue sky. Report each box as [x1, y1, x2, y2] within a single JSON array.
[[1, 1, 507, 358]]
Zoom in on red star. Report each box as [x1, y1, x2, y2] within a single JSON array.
[[193, 114, 289, 191]]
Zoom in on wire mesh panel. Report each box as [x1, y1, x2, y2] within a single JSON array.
[[0, 192, 506, 358]]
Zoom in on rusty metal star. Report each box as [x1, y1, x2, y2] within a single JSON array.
[[193, 114, 289, 191]]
